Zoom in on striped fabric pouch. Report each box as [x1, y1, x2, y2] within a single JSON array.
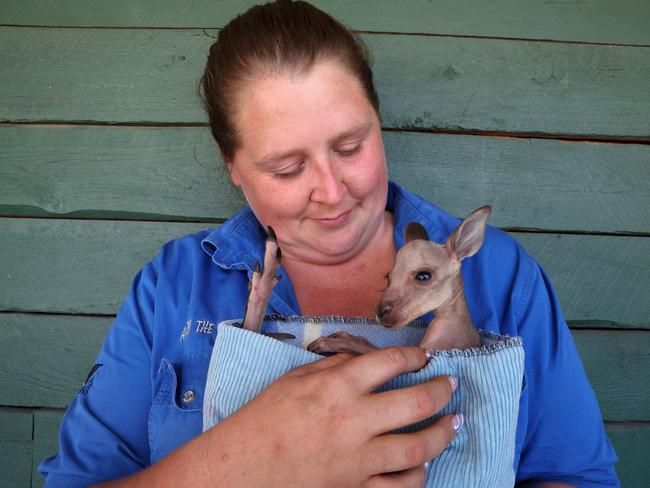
[[203, 316, 524, 487]]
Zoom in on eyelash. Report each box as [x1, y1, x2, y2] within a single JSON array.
[[272, 144, 362, 180], [336, 144, 362, 158], [273, 164, 305, 180]]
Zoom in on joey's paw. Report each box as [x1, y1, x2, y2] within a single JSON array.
[[307, 331, 377, 356]]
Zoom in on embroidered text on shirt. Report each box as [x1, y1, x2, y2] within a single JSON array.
[[196, 320, 215, 334]]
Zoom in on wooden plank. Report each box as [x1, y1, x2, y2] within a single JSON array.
[[2, 126, 649, 234], [0, 314, 113, 407], [1, 313, 648, 421], [0, 124, 245, 223], [573, 331, 650, 422], [2, 218, 648, 325], [1, 28, 649, 137], [0, 218, 207, 315], [515, 233, 650, 328], [32, 411, 64, 488], [606, 423, 650, 488], [0, 410, 34, 488], [2, 0, 649, 45]]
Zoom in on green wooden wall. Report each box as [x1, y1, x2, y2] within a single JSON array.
[[1, 1, 649, 486]]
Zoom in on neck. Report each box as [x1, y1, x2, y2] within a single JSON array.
[[420, 275, 479, 350], [436, 275, 472, 324], [282, 212, 396, 317]]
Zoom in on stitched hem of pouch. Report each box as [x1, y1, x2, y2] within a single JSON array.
[[222, 313, 430, 328], [219, 315, 523, 357]]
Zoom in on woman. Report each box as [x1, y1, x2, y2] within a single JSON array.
[[39, 1, 618, 486]]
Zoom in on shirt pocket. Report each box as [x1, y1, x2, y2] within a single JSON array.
[[148, 352, 211, 463]]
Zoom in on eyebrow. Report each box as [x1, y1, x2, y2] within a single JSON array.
[[254, 121, 373, 166]]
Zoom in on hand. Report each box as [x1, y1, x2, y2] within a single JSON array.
[[211, 346, 458, 487], [98, 347, 458, 488]]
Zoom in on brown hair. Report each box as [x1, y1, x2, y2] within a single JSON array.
[[200, 0, 380, 162]]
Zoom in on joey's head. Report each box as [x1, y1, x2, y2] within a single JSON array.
[[376, 206, 492, 328]]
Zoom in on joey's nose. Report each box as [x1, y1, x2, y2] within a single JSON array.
[[376, 302, 392, 319]]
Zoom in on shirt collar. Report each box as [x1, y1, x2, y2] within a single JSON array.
[[201, 206, 266, 272]]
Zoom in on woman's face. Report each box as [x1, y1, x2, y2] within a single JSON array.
[[228, 59, 389, 265]]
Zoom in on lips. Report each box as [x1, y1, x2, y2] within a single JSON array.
[[313, 209, 352, 228]]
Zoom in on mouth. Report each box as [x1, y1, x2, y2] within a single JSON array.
[[313, 209, 352, 228]]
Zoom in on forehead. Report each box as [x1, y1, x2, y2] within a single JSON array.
[[232, 59, 377, 158], [396, 240, 450, 268]]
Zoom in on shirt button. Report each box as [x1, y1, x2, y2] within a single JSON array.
[[182, 389, 195, 404]]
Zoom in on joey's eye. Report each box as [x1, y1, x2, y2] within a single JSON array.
[[415, 271, 432, 282]]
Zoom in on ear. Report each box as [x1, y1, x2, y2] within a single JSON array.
[[404, 222, 429, 243], [228, 162, 241, 187], [217, 144, 240, 187], [447, 205, 492, 260]]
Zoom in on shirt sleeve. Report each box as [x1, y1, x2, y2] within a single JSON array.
[[38, 261, 158, 487], [514, 256, 620, 487]]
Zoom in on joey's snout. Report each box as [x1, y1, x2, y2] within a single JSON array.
[[375, 296, 406, 328], [375, 301, 392, 321]]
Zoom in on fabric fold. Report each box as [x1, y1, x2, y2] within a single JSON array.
[[203, 316, 524, 487]]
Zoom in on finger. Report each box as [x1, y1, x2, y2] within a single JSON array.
[[362, 465, 426, 488], [285, 352, 353, 376], [365, 414, 457, 474], [363, 376, 454, 434], [336, 346, 429, 393]]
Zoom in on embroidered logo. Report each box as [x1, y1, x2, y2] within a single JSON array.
[[180, 319, 192, 341], [79, 363, 103, 396], [179, 319, 217, 341]]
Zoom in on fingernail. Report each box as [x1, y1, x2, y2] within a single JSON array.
[[424, 461, 430, 471], [452, 413, 464, 433], [424, 348, 434, 361], [448, 375, 458, 393]]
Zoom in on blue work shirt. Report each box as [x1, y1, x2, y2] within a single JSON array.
[[39, 181, 619, 486]]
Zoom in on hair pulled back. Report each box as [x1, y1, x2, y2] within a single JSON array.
[[200, 0, 379, 162]]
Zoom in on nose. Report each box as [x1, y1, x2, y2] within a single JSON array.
[[310, 158, 346, 205], [376, 302, 392, 319]]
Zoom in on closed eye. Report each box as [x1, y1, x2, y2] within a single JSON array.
[[335, 143, 362, 158], [273, 162, 305, 180]]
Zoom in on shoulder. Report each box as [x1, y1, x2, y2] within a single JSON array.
[[389, 181, 535, 333]]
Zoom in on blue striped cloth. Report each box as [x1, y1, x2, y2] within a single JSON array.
[[203, 316, 524, 487]]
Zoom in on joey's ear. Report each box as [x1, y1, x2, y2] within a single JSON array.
[[447, 205, 492, 260], [404, 222, 429, 243]]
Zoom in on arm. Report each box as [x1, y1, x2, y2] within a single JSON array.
[[40, 256, 458, 487], [94, 348, 459, 487], [513, 257, 619, 487]]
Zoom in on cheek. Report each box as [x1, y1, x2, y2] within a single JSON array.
[[348, 144, 388, 195]]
